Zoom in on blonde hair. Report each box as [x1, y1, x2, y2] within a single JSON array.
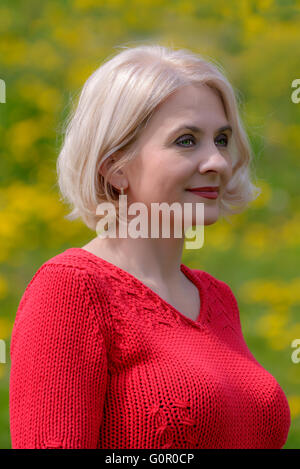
[[56, 43, 261, 231]]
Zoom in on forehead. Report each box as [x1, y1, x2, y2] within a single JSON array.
[[161, 84, 223, 110], [144, 84, 227, 137]]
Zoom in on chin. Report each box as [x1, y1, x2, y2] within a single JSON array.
[[192, 206, 219, 226], [203, 217, 218, 226]]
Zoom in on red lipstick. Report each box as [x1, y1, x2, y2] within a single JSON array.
[[186, 186, 219, 199]]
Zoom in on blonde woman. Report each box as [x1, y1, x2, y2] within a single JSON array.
[[9, 44, 291, 449]]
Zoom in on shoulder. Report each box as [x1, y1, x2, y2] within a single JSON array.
[[190, 267, 242, 327], [16, 248, 112, 322], [11, 249, 115, 357], [191, 267, 235, 295], [26, 247, 111, 291]]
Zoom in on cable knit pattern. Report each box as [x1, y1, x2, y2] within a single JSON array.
[[9, 247, 291, 449]]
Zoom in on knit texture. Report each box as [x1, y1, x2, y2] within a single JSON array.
[[9, 247, 291, 449]]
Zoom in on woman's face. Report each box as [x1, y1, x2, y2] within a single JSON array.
[[122, 84, 233, 229]]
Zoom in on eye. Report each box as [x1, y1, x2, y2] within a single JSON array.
[[175, 135, 196, 147], [175, 133, 229, 148], [215, 133, 229, 147]]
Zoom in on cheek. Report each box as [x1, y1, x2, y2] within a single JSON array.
[[222, 153, 233, 179], [135, 152, 161, 177], [227, 162, 234, 180]]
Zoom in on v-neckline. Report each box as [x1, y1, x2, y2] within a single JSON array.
[[65, 247, 207, 329]]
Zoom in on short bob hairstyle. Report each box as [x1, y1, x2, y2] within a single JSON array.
[[56, 43, 261, 231]]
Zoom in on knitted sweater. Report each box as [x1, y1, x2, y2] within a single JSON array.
[[9, 247, 291, 449]]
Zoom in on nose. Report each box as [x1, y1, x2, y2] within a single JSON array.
[[197, 145, 231, 177]]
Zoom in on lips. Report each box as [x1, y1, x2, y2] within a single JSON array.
[[186, 187, 219, 199]]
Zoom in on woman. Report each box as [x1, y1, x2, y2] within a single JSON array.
[[9, 44, 291, 449]]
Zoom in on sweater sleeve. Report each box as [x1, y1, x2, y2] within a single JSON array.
[[9, 263, 108, 449]]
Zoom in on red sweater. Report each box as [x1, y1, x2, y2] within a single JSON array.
[[9, 247, 291, 449]]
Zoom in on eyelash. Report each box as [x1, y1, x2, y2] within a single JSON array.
[[175, 133, 229, 148]]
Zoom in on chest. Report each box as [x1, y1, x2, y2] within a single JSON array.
[[102, 313, 291, 449], [149, 280, 201, 322], [172, 295, 200, 322]]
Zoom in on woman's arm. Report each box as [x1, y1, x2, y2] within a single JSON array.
[[9, 263, 108, 449]]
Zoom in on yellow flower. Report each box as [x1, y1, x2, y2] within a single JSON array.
[[65, 60, 99, 89], [279, 214, 300, 247], [0, 38, 27, 66], [251, 180, 272, 208], [255, 310, 289, 339], [27, 40, 62, 71], [16, 78, 62, 113], [0, 275, 8, 299], [6, 119, 42, 159], [74, 0, 105, 9], [0, 365, 5, 379], [257, 0, 274, 11], [288, 395, 300, 419], [0, 318, 13, 340], [206, 221, 235, 251], [240, 223, 271, 257], [240, 279, 294, 306]]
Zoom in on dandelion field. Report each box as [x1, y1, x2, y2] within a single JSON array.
[[0, 0, 299, 449]]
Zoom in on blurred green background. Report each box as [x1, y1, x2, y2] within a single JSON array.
[[0, 0, 299, 449]]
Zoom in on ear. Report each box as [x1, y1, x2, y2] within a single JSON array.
[[99, 150, 121, 177], [99, 152, 127, 190]]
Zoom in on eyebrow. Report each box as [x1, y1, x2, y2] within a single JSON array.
[[167, 123, 233, 139]]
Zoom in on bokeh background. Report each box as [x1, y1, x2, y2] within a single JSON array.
[[0, 0, 299, 449]]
